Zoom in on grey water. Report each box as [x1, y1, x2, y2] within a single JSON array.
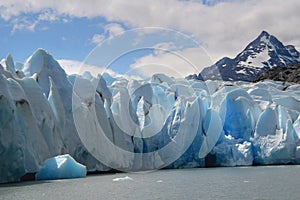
[[1, 166, 300, 200]]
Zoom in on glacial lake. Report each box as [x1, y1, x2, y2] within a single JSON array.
[[1, 166, 300, 200]]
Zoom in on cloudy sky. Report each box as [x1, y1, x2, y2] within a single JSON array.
[[0, 0, 299, 77]]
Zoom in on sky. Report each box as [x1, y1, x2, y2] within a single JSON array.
[[0, 0, 300, 78]]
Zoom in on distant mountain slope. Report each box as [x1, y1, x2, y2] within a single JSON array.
[[253, 63, 300, 84], [188, 31, 300, 81]]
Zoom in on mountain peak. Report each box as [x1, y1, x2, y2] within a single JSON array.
[[194, 31, 300, 82], [259, 30, 270, 37], [251, 30, 284, 48], [256, 30, 273, 44]]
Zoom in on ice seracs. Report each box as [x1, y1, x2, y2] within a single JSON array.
[[0, 49, 300, 183]]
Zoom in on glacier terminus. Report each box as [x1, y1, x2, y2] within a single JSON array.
[[0, 49, 300, 183]]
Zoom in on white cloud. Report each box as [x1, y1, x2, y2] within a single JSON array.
[[90, 23, 125, 45], [58, 59, 107, 75], [130, 47, 214, 78], [91, 34, 105, 44], [7, 8, 66, 32], [152, 42, 178, 54], [11, 17, 38, 32], [57, 59, 141, 80], [37, 10, 58, 21], [2, 0, 300, 62], [104, 23, 125, 39]]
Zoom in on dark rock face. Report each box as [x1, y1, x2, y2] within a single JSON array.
[[188, 31, 300, 82], [253, 64, 300, 84]]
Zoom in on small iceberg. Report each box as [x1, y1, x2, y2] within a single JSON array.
[[112, 176, 133, 182], [35, 154, 87, 180]]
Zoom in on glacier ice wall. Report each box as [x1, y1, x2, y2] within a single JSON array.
[[0, 49, 300, 183]]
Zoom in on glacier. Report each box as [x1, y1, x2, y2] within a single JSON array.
[[0, 49, 300, 183]]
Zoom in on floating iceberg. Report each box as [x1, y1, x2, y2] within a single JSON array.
[[35, 154, 87, 180], [112, 176, 133, 182], [0, 49, 300, 183]]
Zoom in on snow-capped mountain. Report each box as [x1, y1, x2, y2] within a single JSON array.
[[191, 31, 300, 81]]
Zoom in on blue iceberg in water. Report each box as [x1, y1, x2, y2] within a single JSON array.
[[36, 154, 87, 180]]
